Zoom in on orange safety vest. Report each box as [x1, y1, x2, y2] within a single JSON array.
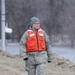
[[26, 28, 46, 52]]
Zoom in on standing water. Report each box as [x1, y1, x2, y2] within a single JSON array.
[[52, 47, 75, 63]]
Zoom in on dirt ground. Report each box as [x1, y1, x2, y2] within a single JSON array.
[[0, 50, 75, 75]]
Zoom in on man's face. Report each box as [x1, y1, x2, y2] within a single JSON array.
[[32, 22, 40, 29]]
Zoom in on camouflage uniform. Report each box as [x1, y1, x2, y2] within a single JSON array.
[[19, 30, 52, 75]]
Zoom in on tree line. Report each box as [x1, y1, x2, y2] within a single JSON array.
[[0, 0, 75, 47]]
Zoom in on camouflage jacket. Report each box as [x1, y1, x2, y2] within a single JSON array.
[[19, 29, 52, 63]]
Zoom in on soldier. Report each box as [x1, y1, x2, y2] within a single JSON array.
[[19, 17, 52, 75]]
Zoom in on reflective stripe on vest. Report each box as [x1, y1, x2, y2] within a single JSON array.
[[26, 28, 46, 52]]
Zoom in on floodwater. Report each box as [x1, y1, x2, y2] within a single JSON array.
[[52, 47, 75, 63], [0, 43, 75, 63]]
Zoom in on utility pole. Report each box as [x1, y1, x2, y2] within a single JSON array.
[[1, 0, 6, 50]]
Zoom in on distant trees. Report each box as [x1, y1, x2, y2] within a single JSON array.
[[59, 0, 75, 47], [46, 0, 65, 39], [0, 0, 75, 47], [6, 0, 36, 41]]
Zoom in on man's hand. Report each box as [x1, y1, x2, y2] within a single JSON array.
[[23, 58, 28, 60], [48, 60, 51, 63]]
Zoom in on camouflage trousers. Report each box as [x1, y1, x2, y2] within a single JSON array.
[[25, 51, 47, 75], [26, 63, 46, 75]]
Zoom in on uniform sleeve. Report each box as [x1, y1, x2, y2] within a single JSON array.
[[19, 31, 28, 60], [43, 31, 52, 62]]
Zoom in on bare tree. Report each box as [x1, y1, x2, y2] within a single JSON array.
[[6, 0, 35, 41]]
